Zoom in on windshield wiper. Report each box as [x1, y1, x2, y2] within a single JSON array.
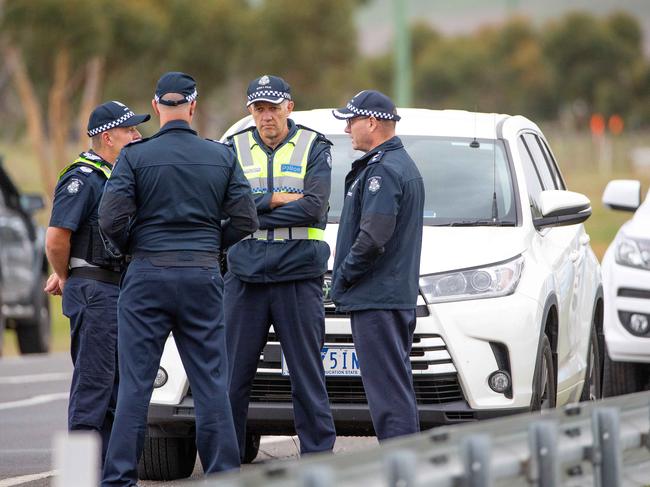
[[446, 220, 515, 227]]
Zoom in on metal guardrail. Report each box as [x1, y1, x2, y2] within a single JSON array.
[[192, 392, 650, 487]]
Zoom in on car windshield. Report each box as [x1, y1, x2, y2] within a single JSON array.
[[328, 135, 517, 226]]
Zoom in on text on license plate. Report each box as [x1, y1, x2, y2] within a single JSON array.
[[281, 346, 360, 376]]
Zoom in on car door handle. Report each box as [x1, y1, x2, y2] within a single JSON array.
[[580, 234, 590, 246]]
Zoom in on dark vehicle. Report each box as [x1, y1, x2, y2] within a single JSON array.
[[0, 157, 50, 355]]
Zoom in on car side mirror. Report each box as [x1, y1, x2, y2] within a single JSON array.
[[20, 194, 45, 213], [534, 190, 591, 229], [602, 179, 641, 212]]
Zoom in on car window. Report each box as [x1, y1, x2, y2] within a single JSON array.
[[522, 133, 557, 190], [536, 136, 566, 190], [328, 135, 517, 226], [517, 136, 543, 219]]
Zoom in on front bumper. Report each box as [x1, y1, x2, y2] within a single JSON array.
[[602, 260, 650, 363], [147, 398, 528, 437]]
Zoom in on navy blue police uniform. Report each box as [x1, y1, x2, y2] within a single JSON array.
[[98, 73, 257, 487], [50, 101, 149, 464], [332, 91, 425, 440], [224, 75, 336, 460]]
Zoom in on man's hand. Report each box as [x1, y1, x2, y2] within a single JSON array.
[[44, 273, 66, 296], [270, 192, 303, 209]]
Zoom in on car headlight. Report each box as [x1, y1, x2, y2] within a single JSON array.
[[615, 235, 650, 270], [419, 255, 524, 304]]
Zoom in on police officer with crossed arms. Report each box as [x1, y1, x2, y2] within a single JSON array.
[[45, 101, 149, 464], [98, 72, 257, 486], [225, 75, 336, 461]]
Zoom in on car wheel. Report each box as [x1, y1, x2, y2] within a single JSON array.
[[602, 343, 648, 396], [531, 334, 556, 411], [16, 279, 50, 354], [579, 324, 602, 401], [243, 432, 261, 464], [138, 433, 197, 480]]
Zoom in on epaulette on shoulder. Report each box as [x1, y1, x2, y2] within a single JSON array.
[[124, 136, 150, 148], [205, 137, 232, 149], [296, 124, 332, 146], [65, 165, 96, 178]]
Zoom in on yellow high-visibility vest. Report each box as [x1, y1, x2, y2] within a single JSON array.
[[58, 156, 112, 180], [232, 128, 324, 241]]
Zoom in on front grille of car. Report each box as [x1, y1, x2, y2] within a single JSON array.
[[250, 374, 463, 405], [259, 333, 457, 375], [249, 332, 463, 405]]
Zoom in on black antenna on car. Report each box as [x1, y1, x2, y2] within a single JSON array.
[[491, 113, 499, 222], [470, 105, 480, 149]]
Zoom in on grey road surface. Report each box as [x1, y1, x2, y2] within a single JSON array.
[[0, 353, 377, 486]]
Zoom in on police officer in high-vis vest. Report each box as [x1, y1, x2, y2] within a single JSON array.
[[44, 101, 150, 463], [225, 75, 336, 460], [331, 90, 425, 440], [99, 72, 256, 487]]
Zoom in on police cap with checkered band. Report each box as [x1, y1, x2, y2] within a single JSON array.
[[246, 75, 292, 107], [86, 101, 150, 137], [154, 71, 198, 106], [332, 89, 401, 121]]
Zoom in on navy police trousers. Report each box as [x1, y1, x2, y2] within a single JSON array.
[[224, 274, 336, 459], [62, 276, 119, 464], [350, 309, 420, 440], [102, 258, 239, 487]]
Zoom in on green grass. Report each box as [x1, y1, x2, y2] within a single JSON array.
[[2, 130, 650, 356]]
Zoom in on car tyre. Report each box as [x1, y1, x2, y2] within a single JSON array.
[[579, 324, 602, 401], [530, 334, 556, 411], [16, 280, 50, 354], [243, 432, 261, 464], [138, 434, 197, 481], [602, 343, 648, 396]]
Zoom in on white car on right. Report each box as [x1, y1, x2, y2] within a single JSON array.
[[601, 179, 650, 395]]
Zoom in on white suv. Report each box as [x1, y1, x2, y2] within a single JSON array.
[[601, 180, 650, 395], [140, 109, 603, 480]]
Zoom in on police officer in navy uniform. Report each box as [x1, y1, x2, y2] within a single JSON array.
[[331, 90, 425, 440], [44, 101, 149, 464], [98, 72, 257, 486], [225, 75, 336, 460]]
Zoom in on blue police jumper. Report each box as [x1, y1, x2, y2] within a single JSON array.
[[50, 150, 120, 464], [98, 120, 258, 487], [332, 136, 425, 440], [224, 120, 336, 459]]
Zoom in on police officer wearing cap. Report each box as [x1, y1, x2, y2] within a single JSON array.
[[331, 90, 425, 440], [99, 72, 257, 486], [225, 75, 336, 459], [44, 101, 149, 463]]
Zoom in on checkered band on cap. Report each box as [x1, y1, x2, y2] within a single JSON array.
[[247, 90, 291, 102], [154, 88, 198, 104], [345, 102, 398, 120], [87, 111, 135, 137]]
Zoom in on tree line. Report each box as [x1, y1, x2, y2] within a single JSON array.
[[0, 1, 648, 196]]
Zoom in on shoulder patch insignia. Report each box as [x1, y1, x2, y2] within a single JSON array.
[[368, 176, 382, 194], [79, 166, 93, 173], [325, 153, 332, 168], [66, 178, 83, 194]]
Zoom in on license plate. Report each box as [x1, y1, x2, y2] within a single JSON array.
[[281, 346, 360, 377]]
